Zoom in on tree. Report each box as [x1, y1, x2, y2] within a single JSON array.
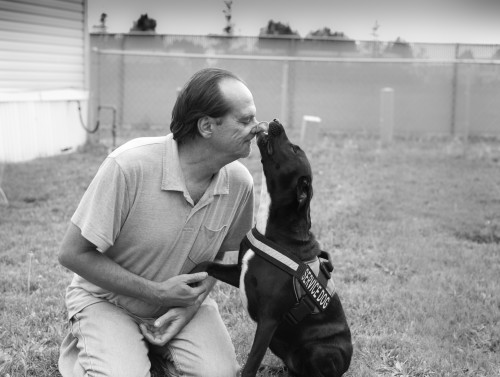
[[222, 0, 234, 35], [259, 20, 300, 37], [306, 27, 346, 38], [385, 37, 413, 58], [130, 14, 157, 32], [92, 13, 108, 33], [305, 27, 357, 53], [459, 50, 474, 59]]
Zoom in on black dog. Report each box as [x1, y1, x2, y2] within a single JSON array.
[[192, 119, 352, 377]]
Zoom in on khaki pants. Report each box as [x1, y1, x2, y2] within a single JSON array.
[[59, 298, 239, 377]]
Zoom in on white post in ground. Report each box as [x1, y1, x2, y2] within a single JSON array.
[[300, 115, 322, 148], [380, 87, 394, 144]]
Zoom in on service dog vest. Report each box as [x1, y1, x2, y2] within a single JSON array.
[[243, 228, 335, 325]]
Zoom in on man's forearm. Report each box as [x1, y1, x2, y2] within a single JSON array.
[[59, 224, 209, 309], [62, 244, 161, 304]]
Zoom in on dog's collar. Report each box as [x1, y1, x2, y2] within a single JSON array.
[[244, 228, 335, 323]]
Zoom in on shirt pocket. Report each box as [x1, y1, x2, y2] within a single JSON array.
[[188, 224, 228, 265]]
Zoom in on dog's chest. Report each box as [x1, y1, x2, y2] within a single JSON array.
[[239, 248, 254, 313], [240, 171, 270, 313], [255, 171, 270, 235]]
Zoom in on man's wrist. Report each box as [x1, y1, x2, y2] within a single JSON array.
[[142, 280, 165, 305]]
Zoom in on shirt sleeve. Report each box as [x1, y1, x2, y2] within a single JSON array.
[[71, 157, 130, 252]]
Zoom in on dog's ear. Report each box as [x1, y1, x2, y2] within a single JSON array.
[[297, 176, 312, 210]]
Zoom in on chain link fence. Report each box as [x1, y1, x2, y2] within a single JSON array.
[[89, 34, 500, 147]]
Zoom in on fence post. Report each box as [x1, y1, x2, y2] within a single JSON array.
[[92, 48, 101, 136], [380, 87, 394, 144], [118, 37, 125, 128], [450, 44, 459, 136], [463, 64, 472, 140], [280, 61, 289, 126]]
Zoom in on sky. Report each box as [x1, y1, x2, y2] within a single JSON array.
[[88, 0, 500, 45]]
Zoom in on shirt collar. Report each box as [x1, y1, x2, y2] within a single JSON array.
[[161, 134, 229, 196]]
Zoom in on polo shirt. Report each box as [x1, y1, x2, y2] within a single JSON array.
[[65, 134, 254, 319]]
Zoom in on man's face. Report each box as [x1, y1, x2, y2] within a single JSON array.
[[211, 79, 261, 160]]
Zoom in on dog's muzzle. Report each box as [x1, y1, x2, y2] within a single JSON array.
[[257, 119, 283, 156], [268, 120, 283, 137]]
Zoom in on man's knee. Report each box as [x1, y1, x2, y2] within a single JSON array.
[[60, 303, 151, 377], [162, 344, 239, 377], [163, 298, 240, 377], [188, 357, 239, 377], [61, 334, 151, 377], [102, 362, 151, 377]]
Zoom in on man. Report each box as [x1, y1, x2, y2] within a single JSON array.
[[58, 68, 267, 377]]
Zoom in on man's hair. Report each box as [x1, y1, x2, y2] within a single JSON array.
[[170, 68, 244, 144]]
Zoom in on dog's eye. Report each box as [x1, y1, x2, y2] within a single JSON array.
[[291, 145, 298, 153]]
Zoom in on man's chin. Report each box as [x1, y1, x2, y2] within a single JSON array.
[[240, 150, 251, 159], [239, 141, 253, 159]]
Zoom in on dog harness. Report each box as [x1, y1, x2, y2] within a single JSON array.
[[243, 228, 335, 325]]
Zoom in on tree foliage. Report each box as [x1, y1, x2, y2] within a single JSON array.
[[306, 27, 349, 39], [459, 50, 474, 59], [222, 0, 234, 35], [385, 37, 413, 58], [92, 12, 107, 33], [259, 20, 300, 37], [130, 14, 157, 32]]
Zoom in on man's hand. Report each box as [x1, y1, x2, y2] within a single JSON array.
[[140, 305, 198, 346], [153, 272, 208, 308], [141, 276, 216, 346]]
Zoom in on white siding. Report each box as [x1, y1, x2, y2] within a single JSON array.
[[0, 0, 87, 91], [0, 0, 88, 163], [0, 94, 88, 161]]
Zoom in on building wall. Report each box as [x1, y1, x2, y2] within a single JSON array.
[[0, 0, 89, 163]]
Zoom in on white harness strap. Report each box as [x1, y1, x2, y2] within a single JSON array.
[[246, 231, 299, 272]]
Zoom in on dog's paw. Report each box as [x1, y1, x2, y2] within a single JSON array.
[[319, 251, 334, 273]]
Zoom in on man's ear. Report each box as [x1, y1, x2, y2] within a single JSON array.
[[297, 176, 312, 210], [197, 116, 214, 139]]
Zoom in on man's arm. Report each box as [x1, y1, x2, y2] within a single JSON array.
[[58, 223, 208, 308]]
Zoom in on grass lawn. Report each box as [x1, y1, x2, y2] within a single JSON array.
[[1, 126, 499, 376]]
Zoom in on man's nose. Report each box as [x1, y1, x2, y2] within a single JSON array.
[[251, 121, 269, 135]]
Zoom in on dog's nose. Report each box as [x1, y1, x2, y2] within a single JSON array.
[[268, 120, 282, 137]]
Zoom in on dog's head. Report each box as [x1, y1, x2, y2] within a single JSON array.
[[256, 119, 313, 226]]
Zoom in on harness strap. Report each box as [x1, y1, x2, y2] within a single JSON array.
[[245, 228, 304, 275], [244, 228, 334, 324]]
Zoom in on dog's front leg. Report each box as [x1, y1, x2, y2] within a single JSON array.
[[190, 262, 241, 288], [242, 317, 280, 377]]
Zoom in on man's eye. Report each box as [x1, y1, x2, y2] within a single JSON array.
[[240, 117, 255, 125]]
